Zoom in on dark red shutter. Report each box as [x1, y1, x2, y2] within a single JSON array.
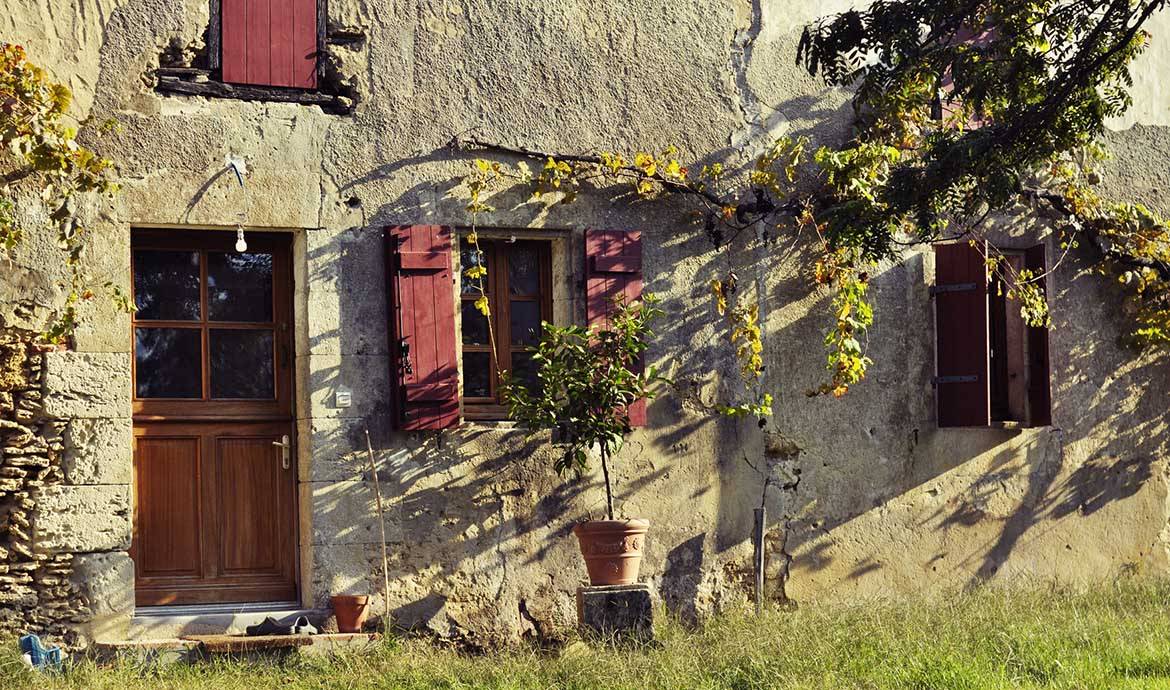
[[222, 0, 318, 88], [585, 229, 646, 427], [385, 226, 459, 431], [934, 241, 990, 427], [937, 26, 996, 128], [1024, 244, 1052, 427]]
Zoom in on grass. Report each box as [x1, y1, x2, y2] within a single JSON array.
[[6, 582, 1170, 689]]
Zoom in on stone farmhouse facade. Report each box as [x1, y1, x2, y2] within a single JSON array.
[[2, 0, 1170, 647]]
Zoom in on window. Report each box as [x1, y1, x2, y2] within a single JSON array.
[[211, 0, 322, 89], [384, 226, 642, 431], [988, 252, 1029, 423], [130, 230, 293, 419], [154, 0, 351, 112], [934, 241, 1051, 428], [459, 238, 552, 419]]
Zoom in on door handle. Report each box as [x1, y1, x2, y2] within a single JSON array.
[[273, 435, 291, 470]]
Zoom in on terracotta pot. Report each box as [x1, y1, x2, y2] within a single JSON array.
[[572, 519, 650, 586], [330, 594, 370, 633]]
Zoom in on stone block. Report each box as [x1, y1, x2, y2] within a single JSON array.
[[33, 485, 131, 554], [298, 416, 403, 482], [298, 354, 392, 420], [92, 639, 201, 668], [42, 352, 131, 419], [576, 584, 654, 641], [72, 552, 134, 642], [63, 418, 132, 485], [308, 543, 379, 606], [303, 480, 402, 546], [0, 339, 28, 392]]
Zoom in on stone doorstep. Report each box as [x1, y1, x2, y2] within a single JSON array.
[[129, 607, 326, 639], [93, 633, 383, 663]]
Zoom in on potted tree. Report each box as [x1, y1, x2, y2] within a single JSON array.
[[502, 295, 664, 585]]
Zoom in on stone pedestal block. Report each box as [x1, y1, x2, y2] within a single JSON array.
[[575, 584, 653, 641], [72, 552, 134, 642]]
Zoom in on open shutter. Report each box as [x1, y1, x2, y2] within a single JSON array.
[[385, 225, 459, 431], [934, 241, 990, 427], [1024, 244, 1052, 427], [935, 26, 996, 128], [585, 229, 646, 427], [221, 0, 318, 88]]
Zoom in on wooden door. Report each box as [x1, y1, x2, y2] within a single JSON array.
[[130, 230, 297, 606]]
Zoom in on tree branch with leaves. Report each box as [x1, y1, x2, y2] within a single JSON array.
[[1, 43, 125, 342], [456, 0, 1170, 406]]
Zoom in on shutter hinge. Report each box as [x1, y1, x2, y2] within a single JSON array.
[[932, 374, 979, 386], [930, 282, 979, 297]]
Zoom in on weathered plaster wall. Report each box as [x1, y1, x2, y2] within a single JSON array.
[[3, 0, 1170, 647]]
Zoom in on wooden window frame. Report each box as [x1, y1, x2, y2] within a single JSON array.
[[459, 237, 553, 421], [207, 0, 328, 90], [988, 251, 1027, 423], [131, 229, 294, 422]]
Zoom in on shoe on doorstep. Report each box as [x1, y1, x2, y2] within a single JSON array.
[[292, 615, 318, 635], [245, 616, 294, 636]]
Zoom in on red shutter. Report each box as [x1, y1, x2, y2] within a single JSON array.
[[937, 26, 996, 129], [385, 226, 459, 431], [222, 0, 318, 88], [585, 229, 646, 427], [1024, 244, 1052, 427], [934, 241, 990, 427]]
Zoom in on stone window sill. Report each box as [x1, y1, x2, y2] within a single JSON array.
[[154, 68, 354, 114]]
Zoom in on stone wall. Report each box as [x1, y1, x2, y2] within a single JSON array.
[[0, 334, 131, 646], [3, 0, 1170, 648]]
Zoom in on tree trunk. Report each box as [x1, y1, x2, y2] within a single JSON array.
[[600, 444, 615, 520]]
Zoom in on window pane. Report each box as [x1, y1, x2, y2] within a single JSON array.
[[210, 329, 275, 399], [135, 328, 202, 398], [463, 352, 491, 398], [460, 241, 488, 295], [461, 302, 491, 345], [510, 352, 540, 394], [510, 301, 542, 346], [133, 250, 201, 321], [508, 245, 540, 295], [207, 252, 273, 322]]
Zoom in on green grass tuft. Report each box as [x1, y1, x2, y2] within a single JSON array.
[[8, 581, 1170, 690]]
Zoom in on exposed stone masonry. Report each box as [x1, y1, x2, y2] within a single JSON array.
[[0, 333, 88, 645]]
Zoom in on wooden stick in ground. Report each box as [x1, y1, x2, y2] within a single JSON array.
[[365, 428, 392, 630]]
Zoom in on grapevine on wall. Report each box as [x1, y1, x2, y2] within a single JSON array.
[[456, 0, 1170, 416]]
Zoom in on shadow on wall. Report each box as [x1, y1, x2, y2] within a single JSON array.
[[777, 239, 1170, 597], [301, 89, 1170, 639]]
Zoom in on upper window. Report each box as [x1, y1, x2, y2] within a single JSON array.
[[459, 238, 552, 420], [213, 0, 321, 89]]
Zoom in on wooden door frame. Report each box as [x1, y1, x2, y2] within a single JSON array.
[[130, 227, 301, 607]]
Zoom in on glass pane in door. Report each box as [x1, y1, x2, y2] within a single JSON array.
[[210, 329, 275, 399], [135, 328, 202, 398], [133, 251, 201, 321], [207, 252, 273, 322]]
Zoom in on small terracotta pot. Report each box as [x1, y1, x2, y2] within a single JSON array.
[[330, 594, 370, 633], [572, 519, 650, 586]]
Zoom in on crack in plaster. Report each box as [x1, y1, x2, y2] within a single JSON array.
[[728, 0, 766, 150]]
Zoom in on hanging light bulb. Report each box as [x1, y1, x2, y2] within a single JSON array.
[[235, 225, 248, 253]]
